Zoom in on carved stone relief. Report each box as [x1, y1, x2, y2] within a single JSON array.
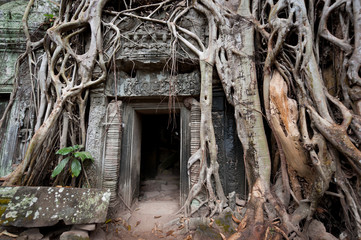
[[85, 92, 107, 188], [106, 70, 200, 97], [112, 9, 207, 64]]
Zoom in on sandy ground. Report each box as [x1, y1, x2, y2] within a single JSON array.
[[104, 201, 188, 240], [100, 173, 192, 240]]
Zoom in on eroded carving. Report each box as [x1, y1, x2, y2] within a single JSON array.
[[106, 70, 200, 97]]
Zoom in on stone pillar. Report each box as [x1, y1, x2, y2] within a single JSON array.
[[184, 98, 201, 188], [85, 91, 107, 188], [102, 100, 122, 206]]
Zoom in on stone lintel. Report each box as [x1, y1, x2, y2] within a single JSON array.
[[105, 70, 201, 97]]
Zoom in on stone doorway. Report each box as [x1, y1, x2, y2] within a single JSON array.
[[139, 114, 180, 202], [118, 102, 190, 208]]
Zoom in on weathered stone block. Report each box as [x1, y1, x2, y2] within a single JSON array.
[[193, 224, 222, 240], [72, 224, 96, 232], [60, 230, 89, 240], [0, 187, 110, 227], [19, 228, 43, 240], [106, 70, 200, 97], [89, 227, 106, 240]]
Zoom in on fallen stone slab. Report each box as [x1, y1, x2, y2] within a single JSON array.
[[0, 187, 111, 228]]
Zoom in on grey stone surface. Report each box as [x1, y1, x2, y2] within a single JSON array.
[[140, 183, 161, 192], [89, 227, 106, 240], [85, 92, 107, 189], [212, 91, 245, 197], [0, 0, 57, 91], [193, 224, 222, 240], [113, 9, 206, 64], [72, 224, 96, 232], [101, 101, 122, 206], [0, 187, 110, 227], [19, 228, 43, 240], [143, 191, 160, 199], [60, 230, 89, 240], [227, 191, 236, 210], [106, 70, 200, 97], [192, 209, 237, 240], [161, 184, 178, 191], [0, 0, 59, 177], [212, 208, 237, 237]]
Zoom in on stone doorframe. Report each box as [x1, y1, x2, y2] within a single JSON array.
[[118, 101, 191, 207]]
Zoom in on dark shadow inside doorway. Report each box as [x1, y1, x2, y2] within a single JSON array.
[[139, 114, 180, 201]]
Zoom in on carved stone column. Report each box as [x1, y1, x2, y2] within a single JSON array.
[[85, 92, 107, 188], [102, 100, 123, 206], [184, 98, 201, 187]]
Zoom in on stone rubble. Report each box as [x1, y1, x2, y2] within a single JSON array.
[[59, 230, 89, 240]]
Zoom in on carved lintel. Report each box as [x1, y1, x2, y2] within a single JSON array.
[[106, 70, 201, 97]]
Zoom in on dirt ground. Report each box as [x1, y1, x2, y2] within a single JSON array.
[[99, 200, 192, 240], [98, 174, 193, 240]]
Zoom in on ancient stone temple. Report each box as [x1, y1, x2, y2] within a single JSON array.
[[0, 1, 246, 210], [0, 1, 57, 177]]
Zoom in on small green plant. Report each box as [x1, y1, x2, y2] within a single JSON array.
[[51, 145, 93, 178], [43, 13, 56, 26]]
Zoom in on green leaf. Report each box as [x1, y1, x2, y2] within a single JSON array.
[[72, 145, 83, 151], [44, 13, 54, 18], [56, 146, 74, 155], [74, 151, 93, 162], [51, 157, 70, 178], [71, 159, 82, 177]]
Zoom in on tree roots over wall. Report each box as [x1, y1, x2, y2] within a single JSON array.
[[2, 0, 361, 238]]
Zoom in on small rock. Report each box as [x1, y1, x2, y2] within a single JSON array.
[[72, 224, 96, 232], [194, 224, 221, 240], [213, 208, 237, 237], [228, 191, 236, 210], [236, 197, 246, 207], [19, 228, 43, 240], [190, 199, 200, 215], [89, 227, 106, 240], [307, 220, 337, 240], [339, 231, 348, 240], [60, 230, 89, 240], [161, 184, 178, 191], [123, 212, 132, 222]]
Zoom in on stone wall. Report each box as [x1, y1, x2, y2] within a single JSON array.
[[212, 90, 246, 197], [0, 0, 58, 177]]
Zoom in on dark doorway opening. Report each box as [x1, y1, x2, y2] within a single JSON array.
[[139, 114, 180, 201]]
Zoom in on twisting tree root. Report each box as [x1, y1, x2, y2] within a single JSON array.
[[1, 0, 361, 238]]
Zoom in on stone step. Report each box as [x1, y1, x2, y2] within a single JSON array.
[[161, 184, 178, 191], [141, 179, 167, 185]]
